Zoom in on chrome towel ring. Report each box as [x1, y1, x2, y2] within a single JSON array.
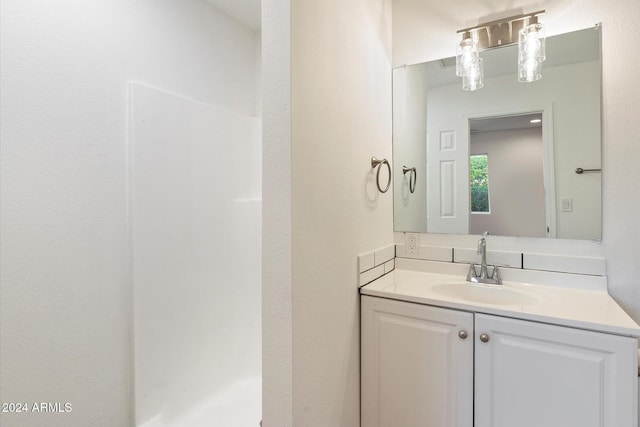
[[402, 166, 417, 193], [371, 157, 391, 193]]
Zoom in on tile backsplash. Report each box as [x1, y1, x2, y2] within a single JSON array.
[[522, 253, 606, 276], [396, 243, 606, 277], [359, 242, 607, 289], [453, 248, 521, 269], [358, 244, 395, 287]]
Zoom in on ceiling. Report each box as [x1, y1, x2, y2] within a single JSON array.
[[470, 113, 542, 133], [204, 0, 261, 31]]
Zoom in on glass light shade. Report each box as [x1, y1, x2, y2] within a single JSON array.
[[463, 57, 484, 91], [518, 22, 546, 63], [456, 35, 478, 77], [518, 57, 542, 82]]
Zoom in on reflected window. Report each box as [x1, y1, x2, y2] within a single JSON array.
[[470, 154, 490, 213]]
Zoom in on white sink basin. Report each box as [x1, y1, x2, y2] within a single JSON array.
[[431, 282, 540, 306]]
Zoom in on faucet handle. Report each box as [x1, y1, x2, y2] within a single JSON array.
[[493, 266, 502, 284], [466, 263, 477, 281], [482, 231, 489, 238]]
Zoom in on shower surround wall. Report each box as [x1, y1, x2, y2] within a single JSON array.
[[130, 84, 261, 427], [0, 1, 260, 426]]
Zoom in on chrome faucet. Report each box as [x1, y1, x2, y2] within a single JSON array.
[[467, 232, 502, 285], [478, 231, 489, 279]]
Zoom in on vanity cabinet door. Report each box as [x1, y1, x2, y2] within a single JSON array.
[[474, 313, 638, 427], [361, 296, 474, 427]]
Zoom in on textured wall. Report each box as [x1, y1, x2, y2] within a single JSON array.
[[262, 0, 394, 425], [262, 0, 293, 426], [290, 0, 394, 425]]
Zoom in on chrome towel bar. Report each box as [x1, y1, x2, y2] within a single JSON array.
[[575, 167, 601, 174]]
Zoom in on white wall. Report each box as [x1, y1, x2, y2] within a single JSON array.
[[262, 0, 394, 425], [393, 0, 640, 322], [393, 64, 429, 231], [262, 1, 292, 425], [470, 128, 546, 237], [0, 1, 260, 426]]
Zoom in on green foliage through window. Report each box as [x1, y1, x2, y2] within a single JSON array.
[[470, 155, 490, 213]]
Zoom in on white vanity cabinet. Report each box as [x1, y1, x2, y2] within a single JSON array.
[[361, 295, 639, 427], [474, 313, 637, 427], [361, 296, 474, 427]]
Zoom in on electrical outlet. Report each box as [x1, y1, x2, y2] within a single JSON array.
[[406, 233, 418, 255]]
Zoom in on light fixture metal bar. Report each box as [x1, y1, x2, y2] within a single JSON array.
[[456, 10, 545, 35], [457, 10, 545, 50]]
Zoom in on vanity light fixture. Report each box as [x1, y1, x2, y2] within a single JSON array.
[[456, 10, 546, 90], [456, 31, 479, 78], [518, 14, 546, 82], [462, 57, 484, 91], [456, 30, 481, 90]]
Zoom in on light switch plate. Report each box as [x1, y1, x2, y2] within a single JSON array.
[[561, 197, 572, 212]]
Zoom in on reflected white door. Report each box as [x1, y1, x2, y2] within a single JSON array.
[[427, 112, 469, 234]]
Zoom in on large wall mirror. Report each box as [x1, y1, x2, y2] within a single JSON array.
[[393, 26, 602, 240]]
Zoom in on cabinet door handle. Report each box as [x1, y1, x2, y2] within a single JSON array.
[[479, 333, 490, 343], [458, 330, 468, 340]]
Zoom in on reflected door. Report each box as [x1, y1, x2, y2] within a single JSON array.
[[427, 112, 469, 234]]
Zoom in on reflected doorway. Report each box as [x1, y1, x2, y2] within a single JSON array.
[[469, 114, 547, 237]]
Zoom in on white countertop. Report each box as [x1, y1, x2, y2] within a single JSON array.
[[361, 260, 640, 338]]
